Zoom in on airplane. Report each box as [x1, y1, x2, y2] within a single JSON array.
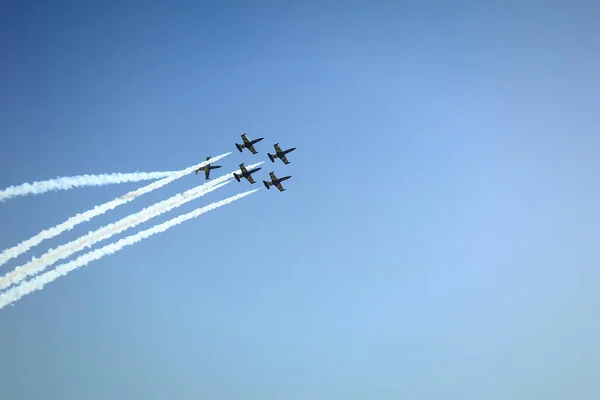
[[235, 133, 264, 154], [233, 163, 262, 184], [267, 143, 296, 164], [263, 171, 291, 192], [195, 156, 222, 180]]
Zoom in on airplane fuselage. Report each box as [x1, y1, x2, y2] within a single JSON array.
[[234, 166, 262, 183], [268, 145, 296, 163], [196, 163, 221, 175], [236, 136, 264, 154], [273, 176, 291, 185], [276, 147, 296, 157], [243, 168, 261, 177], [264, 175, 291, 188], [239, 137, 264, 148], [247, 138, 263, 146]]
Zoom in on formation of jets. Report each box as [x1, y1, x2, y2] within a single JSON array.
[[199, 133, 295, 192]]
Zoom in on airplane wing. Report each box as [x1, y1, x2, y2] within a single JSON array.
[[239, 164, 248, 173], [247, 143, 258, 154], [275, 183, 285, 191], [269, 172, 277, 181], [204, 168, 210, 180], [274, 143, 282, 152], [280, 154, 289, 164], [246, 175, 256, 184], [241, 134, 250, 144]]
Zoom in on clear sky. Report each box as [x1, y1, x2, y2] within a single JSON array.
[[1, 1, 599, 399]]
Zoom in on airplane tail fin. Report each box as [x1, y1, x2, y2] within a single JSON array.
[[267, 153, 275, 162], [233, 173, 241, 182], [263, 181, 271, 189], [235, 143, 243, 152]]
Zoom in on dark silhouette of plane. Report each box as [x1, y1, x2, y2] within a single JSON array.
[[195, 156, 222, 180], [263, 171, 291, 192], [267, 143, 296, 165], [233, 163, 262, 184], [235, 133, 263, 154]]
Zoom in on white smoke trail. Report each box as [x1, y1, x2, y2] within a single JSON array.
[[0, 152, 231, 266], [0, 188, 259, 309], [0, 162, 263, 291], [0, 171, 179, 202], [0, 180, 229, 291]]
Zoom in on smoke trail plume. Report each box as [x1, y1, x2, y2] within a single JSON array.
[[0, 178, 231, 290], [0, 162, 262, 290], [0, 152, 231, 266], [0, 189, 259, 309], [0, 171, 179, 202]]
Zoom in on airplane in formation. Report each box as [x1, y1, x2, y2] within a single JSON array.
[[195, 135, 295, 190], [263, 171, 292, 192], [235, 133, 264, 154], [267, 143, 296, 165], [195, 156, 222, 180], [233, 163, 262, 184]]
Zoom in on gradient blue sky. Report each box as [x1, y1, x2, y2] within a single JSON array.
[[1, 1, 599, 399]]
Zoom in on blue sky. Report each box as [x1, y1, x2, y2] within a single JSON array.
[[1, 1, 599, 398]]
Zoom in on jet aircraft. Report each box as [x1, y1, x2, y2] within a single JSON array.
[[263, 171, 291, 192], [267, 143, 296, 164], [235, 133, 263, 154], [233, 163, 262, 184], [195, 156, 222, 180]]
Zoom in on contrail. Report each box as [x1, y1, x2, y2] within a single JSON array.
[[0, 180, 229, 290], [0, 152, 231, 266], [0, 188, 259, 309], [0, 162, 263, 291], [0, 171, 179, 202]]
